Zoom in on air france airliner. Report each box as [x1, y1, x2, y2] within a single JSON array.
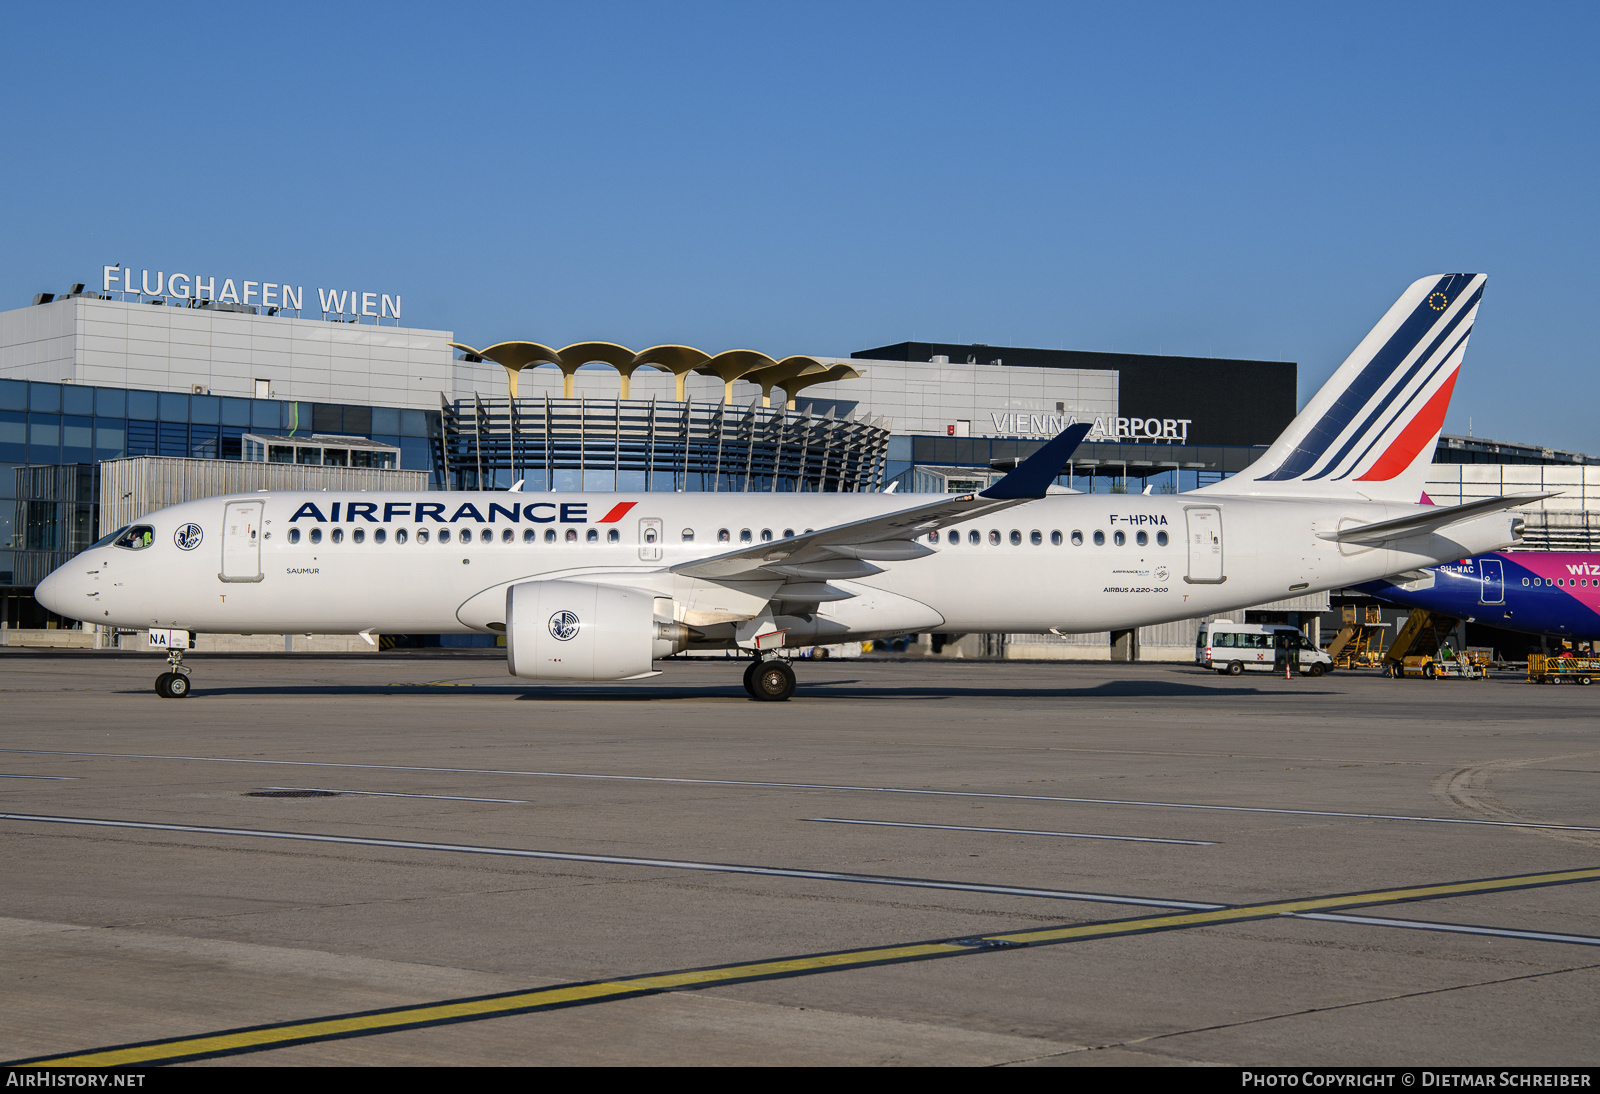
[[37, 274, 1543, 700], [1362, 552, 1600, 642]]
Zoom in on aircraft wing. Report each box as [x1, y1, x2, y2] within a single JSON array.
[[672, 423, 1091, 580], [1318, 492, 1553, 546]]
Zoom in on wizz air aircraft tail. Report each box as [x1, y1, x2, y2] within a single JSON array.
[[1201, 273, 1486, 502], [35, 272, 1542, 701]]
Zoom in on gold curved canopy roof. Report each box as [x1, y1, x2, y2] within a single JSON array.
[[451, 340, 863, 405]]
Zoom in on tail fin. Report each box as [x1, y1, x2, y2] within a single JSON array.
[[1201, 273, 1485, 501]]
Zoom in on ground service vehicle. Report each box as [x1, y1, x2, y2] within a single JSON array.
[[1195, 621, 1334, 676]]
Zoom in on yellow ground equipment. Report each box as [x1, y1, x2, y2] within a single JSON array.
[[1390, 652, 1489, 679], [1326, 604, 1388, 668], [1527, 655, 1600, 685]]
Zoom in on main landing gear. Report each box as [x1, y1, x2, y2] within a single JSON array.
[[743, 655, 796, 702], [154, 648, 193, 699]]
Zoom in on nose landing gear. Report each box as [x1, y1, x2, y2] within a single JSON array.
[[743, 655, 796, 702], [155, 648, 193, 699]]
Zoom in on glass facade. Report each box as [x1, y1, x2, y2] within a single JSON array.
[[1, 377, 441, 589]]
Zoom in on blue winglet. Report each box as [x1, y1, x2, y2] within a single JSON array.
[[979, 422, 1094, 500]]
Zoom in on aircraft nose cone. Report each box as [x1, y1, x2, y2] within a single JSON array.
[[35, 564, 73, 617]]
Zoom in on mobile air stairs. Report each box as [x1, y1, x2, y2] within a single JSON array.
[[1382, 609, 1487, 679]]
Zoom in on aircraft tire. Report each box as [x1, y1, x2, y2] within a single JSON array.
[[742, 660, 761, 698], [154, 672, 174, 697], [166, 673, 191, 699], [1226, 661, 1243, 676], [751, 659, 796, 702]]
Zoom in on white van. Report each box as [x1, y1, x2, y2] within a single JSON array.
[[1195, 621, 1334, 676]]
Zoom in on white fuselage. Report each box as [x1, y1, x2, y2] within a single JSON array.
[[42, 489, 1519, 642]]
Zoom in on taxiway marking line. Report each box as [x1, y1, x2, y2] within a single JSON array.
[[1293, 913, 1600, 947], [0, 812, 1224, 911], [805, 817, 1216, 845], [14, 865, 1600, 1068], [5, 749, 1595, 834], [0, 774, 77, 780]]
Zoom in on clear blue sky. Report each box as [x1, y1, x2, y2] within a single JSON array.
[[3, 3, 1595, 449]]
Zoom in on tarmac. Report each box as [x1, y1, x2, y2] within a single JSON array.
[[1, 652, 1597, 1066]]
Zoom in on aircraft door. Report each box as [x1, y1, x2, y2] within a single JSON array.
[[1479, 559, 1504, 605], [638, 517, 663, 562], [1184, 506, 1224, 583], [219, 500, 264, 582]]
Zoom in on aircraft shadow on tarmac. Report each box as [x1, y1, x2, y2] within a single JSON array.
[[114, 679, 1325, 701]]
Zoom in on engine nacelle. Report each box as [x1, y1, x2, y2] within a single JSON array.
[[506, 580, 684, 680]]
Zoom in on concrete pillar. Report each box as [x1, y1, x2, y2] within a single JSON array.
[[1110, 629, 1139, 662]]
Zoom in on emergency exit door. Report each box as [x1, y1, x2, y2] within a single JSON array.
[[638, 517, 664, 562], [1185, 506, 1225, 584], [219, 500, 264, 582]]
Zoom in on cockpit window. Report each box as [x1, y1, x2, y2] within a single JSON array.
[[113, 525, 155, 550], [91, 526, 130, 550]]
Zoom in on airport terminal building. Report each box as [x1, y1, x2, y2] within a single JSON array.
[[3, 266, 1593, 655]]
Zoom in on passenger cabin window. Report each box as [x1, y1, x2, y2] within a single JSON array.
[[1009, 530, 1022, 546], [396, 529, 408, 544], [309, 528, 323, 545], [968, 529, 980, 545], [438, 529, 451, 544], [740, 529, 752, 543], [783, 529, 794, 538], [352, 528, 364, 544], [718, 529, 731, 543], [288, 528, 301, 545], [545, 529, 556, 543], [375, 529, 387, 544], [948, 530, 959, 545], [1113, 531, 1126, 546], [1051, 530, 1062, 546], [761, 529, 773, 542], [608, 529, 620, 543], [587, 528, 599, 543], [1071, 530, 1083, 546], [1157, 531, 1169, 547], [502, 528, 514, 543], [480, 529, 493, 543], [988, 530, 1000, 545], [114, 525, 155, 550], [682, 529, 694, 542], [1093, 531, 1105, 546], [1030, 530, 1042, 546], [523, 529, 537, 543], [331, 528, 345, 544], [566, 529, 577, 542], [1136, 531, 1148, 546]]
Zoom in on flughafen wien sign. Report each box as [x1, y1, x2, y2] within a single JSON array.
[[101, 264, 401, 320]]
